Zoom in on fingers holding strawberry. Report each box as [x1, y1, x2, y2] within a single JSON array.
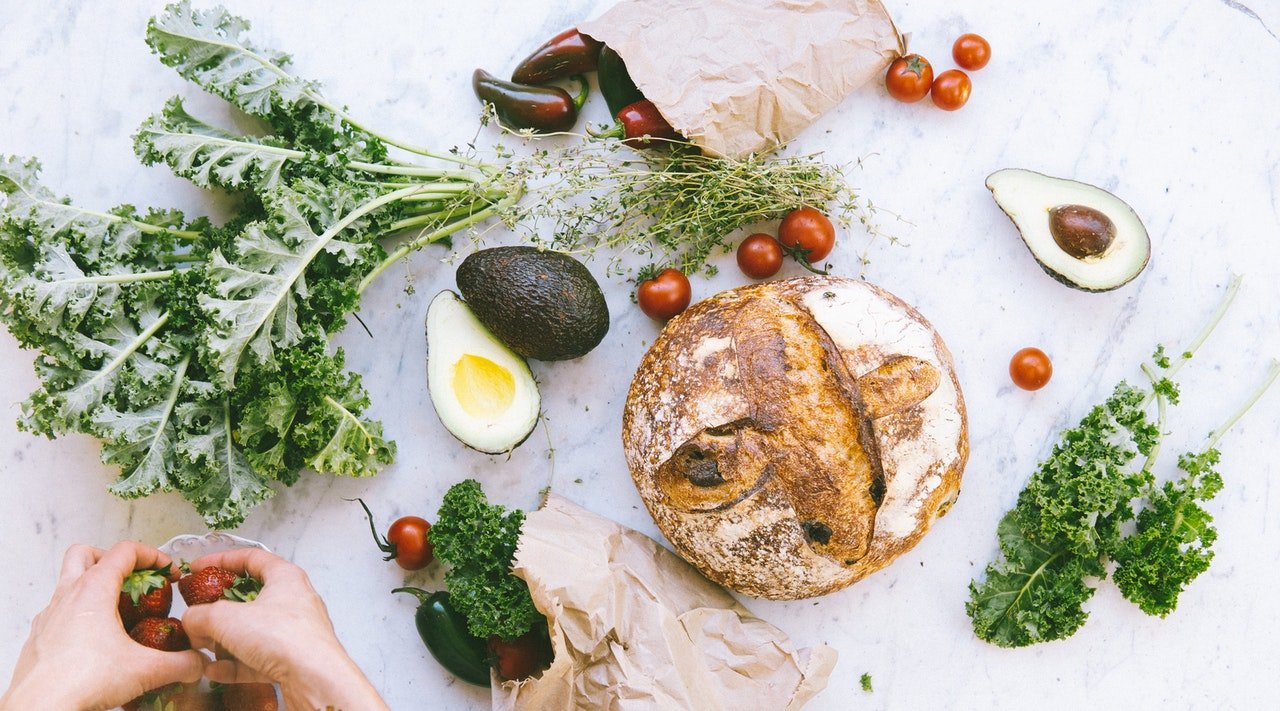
[[119, 566, 174, 631], [178, 565, 261, 606]]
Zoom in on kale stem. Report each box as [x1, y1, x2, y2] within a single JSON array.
[[1140, 363, 1169, 475], [348, 161, 484, 181], [358, 192, 520, 294], [1206, 359, 1280, 449], [1143, 275, 1242, 407], [1167, 275, 1242, 377], [327, 107, 494, 173]]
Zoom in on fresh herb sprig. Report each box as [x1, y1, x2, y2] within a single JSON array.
[[491, 133, 878, 277], [967, 277, 1278, 647]]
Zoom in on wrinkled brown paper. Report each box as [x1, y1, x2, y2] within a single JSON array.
[[579, 0, 903, 157], [493, 494, 836, 710]]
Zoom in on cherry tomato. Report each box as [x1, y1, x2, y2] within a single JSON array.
[[736, 234, 784, 279], [355, 498, 434, 570], [884, 54, 934, 103], [931, 70, 972, 111], [488, 631, 551, 681], [1009, 347, 1053, 391], [637, 268, 691, 320], [952, 33, 991, 71], [778, 206, 835, 263], [387, 516, 435, 570]]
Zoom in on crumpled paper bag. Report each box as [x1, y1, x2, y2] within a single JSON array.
[[579, 0, 903, 157], [492, 494, 836, 710]]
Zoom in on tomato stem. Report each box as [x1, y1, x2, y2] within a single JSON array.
[[351, 497, 397, 561]]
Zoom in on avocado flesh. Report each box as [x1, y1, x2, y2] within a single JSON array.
[[426, 290, 540, 454], [986, 168, 1151, 292], [456, 246, 609, 361]]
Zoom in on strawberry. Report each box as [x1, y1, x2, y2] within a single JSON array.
[[119, 566, 173, 630], [219, 683, 279, 711], [128, 617, 190, 652], [177, 566, 259, 605], [123, 683, 216, 711]]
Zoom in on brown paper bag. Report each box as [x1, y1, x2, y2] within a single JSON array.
[[493, 494, 836, 710], [579, 0, 903, 157]]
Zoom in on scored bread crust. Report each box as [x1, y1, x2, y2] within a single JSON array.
[[622, 276, 968, 599]]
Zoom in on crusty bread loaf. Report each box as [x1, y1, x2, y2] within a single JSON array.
[[622, 276, 968, 599]]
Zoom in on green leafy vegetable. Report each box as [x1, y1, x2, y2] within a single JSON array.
[[860, 673, 873, 693], [431, 480, 542, 640], [968, 277, 1279, 647], [2, 2, 873, 527]]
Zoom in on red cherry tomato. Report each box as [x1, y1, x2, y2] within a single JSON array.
[[355, 498, 434, 570], [1010, 347, 1053, 390], [884, 54, 934, 103], [387, 516, 435, 570], [931, 70, 972, 111], [736, 233, 784, 279], [636, 268, 691, 320], [488, 631, 551, 681], [952, 33, 991, 71], [778, 207, 835, 263]]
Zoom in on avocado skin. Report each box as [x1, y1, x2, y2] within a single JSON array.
[[456, 247, 610, 361]]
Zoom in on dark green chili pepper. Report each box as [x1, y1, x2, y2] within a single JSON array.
[[597, 45, 644, 117], [472, 69, 588, 133], [511, 28, 602, 85], [394, 587, 491, 687]]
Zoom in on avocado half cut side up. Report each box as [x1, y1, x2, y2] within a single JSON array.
[[426, 290, 540, 454], [986, 168, 1151, 292]]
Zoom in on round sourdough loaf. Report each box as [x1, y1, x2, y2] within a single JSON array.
[[622, 276, 968, 599]]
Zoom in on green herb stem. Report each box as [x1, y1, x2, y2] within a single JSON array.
[[1207, 359, 1280, 449], [1140, 363, 1170, 475], [358, 196, 513, 294]]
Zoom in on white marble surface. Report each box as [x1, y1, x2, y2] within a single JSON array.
[[2, 1, 1279, 709]]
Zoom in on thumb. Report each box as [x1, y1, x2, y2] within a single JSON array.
[[138, 648, 207, 688], [205, 658, 273, 685], [180, 600, 235, 652]]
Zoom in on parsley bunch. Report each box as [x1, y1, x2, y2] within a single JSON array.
[[968, 277, 1279, 647], [430, 480, 542, 640]]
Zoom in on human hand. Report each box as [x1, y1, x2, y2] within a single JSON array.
[[0, 541, 205, 711], [180, 548, 388, 711]]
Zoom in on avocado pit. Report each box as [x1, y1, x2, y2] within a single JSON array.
[[1049, 204, 1115, 259]]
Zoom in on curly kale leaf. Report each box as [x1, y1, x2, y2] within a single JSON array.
[[432, 480, 541, 640], [1112, 449, 1222, 617], [968, 382, 1159, 647], [135, 97, 305, 192], [145, 2, 387, 165], [967, 513, 1099, 647], [198, 180, 389, 388], [1011, 382, 1154, 560]]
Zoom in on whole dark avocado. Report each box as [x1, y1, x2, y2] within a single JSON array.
[[456, 246, 609, 361]]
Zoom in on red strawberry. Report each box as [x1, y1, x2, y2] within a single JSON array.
[[119, 567, 173, 630], [128, 617, 190, 652], [123, 682, 216, 711], [177, 566, 241, 606], [220, 683, 279, 711]]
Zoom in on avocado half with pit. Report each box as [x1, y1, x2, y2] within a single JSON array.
[[426, 290, 540, 454], [987, 169, 1151, 292]]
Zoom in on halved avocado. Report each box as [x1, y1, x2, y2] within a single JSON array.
[[426, 290, 540, 454], [986, 169, 1151, 292]]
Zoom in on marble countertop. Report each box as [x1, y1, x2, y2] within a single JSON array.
[[2, 1, 1279, 709]]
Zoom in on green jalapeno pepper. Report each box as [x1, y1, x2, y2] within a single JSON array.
[[394, 587, 491, 687]]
